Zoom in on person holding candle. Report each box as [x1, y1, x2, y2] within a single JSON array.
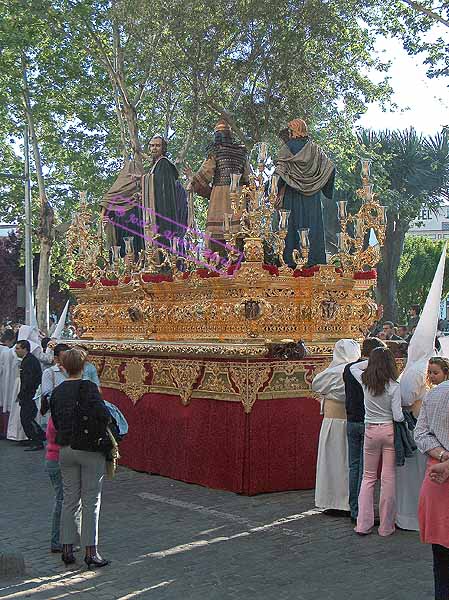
[[275, 119, 335, 267]]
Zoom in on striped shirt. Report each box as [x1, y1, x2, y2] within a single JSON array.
[[414, 380, 449, 454]]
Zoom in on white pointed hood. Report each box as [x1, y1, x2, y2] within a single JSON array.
[[27, 291, 39, 329], [17, 324, 40, 353], [400, 243, 447, 405], [52, 301, 70, 340]]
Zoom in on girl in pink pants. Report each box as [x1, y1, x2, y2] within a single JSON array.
[[350, 347, 404, 536]]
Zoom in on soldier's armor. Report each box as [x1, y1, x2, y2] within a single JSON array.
[[212, 143, 248, 186]]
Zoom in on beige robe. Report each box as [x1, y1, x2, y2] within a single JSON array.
[[192, 155, 250, 241]]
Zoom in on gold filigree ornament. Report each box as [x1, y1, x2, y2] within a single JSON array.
[[123, 358, 149, 405], [229, 362, 272, 413], [168, 360, 203, 406]]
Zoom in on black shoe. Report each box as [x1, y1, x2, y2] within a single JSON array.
[[84, 555, 109, 569], [24, 444, 44, 451], [62, 553, 76, 565], [323, 509, 351, 517]]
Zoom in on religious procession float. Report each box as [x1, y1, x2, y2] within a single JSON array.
[[66, 118, 386, 494]]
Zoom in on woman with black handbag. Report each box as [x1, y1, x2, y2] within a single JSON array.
[[50, 347, 112, 568]]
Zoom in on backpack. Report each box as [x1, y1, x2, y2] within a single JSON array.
[[70, 380, 118, 454]]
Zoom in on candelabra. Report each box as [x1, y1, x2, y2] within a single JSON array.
[[227, 142, 283, 266], [330, 159, 386, 273], [292, 229, 310, 270]]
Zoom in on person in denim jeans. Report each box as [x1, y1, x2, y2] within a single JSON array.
[[343, 337, 386, 522], [46, 417, 64, 552]]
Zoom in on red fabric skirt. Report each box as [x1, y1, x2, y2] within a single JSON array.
[[418, 457, 449, 548]]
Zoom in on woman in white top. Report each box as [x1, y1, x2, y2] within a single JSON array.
[[351, 347, 404, 536]]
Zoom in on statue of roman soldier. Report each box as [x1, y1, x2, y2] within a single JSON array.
[[185, 119, 251, 247], [275, 119, 335, 267]]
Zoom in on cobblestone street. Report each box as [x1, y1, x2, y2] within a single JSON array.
[[0, 439, 433, 599]]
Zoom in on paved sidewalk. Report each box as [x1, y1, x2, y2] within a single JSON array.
[[0, 439, 433, 599]]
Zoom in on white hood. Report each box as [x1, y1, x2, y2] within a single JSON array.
[[400, 243, 447, 405], [52, 301, 70, 340], [312, 339, 361, 404], [329, 339, 361, 368], [17, 324, 40, 353]]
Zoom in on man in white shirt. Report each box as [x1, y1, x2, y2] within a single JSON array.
[[41, 344, 70, 417]]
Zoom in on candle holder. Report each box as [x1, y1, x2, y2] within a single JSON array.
[[361, 159, 371, 183], [331, 158, 386, 273], [292, 228, 310, 270]]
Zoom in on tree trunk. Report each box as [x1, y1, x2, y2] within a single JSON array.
[[22, 54, 54, 333], [376, 214, 407, 322], [112, 22, 143, 169]]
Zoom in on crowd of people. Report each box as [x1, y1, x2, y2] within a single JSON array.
[[0, 320, 127, 570], [312, 293, 449, 600], [2, 287, 449, 595]]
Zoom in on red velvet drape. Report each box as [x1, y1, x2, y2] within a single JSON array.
[[103, 388, 322, 495]]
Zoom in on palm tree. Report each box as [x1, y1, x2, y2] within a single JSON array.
[[340, 128, 449, 321]]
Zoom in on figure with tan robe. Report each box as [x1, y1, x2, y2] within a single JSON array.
[[185, 119, 250, 249]]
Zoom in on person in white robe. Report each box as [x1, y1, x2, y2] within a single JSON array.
[[397, 244, 447, 531], [17, 325, 53, 370], [17, 325, 53, 426], [312, 339, 361, 512], [0, 330, 17, 436], [6, 348, 26, 442]]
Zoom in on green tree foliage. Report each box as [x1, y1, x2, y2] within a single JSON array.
[[397, 235, 449, 320], [338, 128, 449, 321], [0, 0, 447, 322]]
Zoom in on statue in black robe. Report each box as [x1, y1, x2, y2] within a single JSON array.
[[275, 119, 335, 267], [101, 135, 187, 258]]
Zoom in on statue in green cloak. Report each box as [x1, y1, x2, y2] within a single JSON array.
[[101, 136, 187, 258], [275, 119, 335, 267]]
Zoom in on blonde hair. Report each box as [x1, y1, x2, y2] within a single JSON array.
[[429, 356, 449, 379], [61, 347, 87, 376]]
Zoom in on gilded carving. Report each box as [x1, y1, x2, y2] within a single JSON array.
[[123, 358, 148, 405], [229, 363, 272, 413], [169, 361, 203, 406]]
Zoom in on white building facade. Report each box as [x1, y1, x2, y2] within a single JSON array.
[[408, 206, 449, 240]]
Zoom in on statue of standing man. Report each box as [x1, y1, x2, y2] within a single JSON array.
[[101, 135, 187, 257], [275, 119, 335, 267], [185, 119, 251, 250]]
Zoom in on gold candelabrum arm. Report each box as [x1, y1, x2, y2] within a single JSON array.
[[331, 161, 386, 273], [67, 154, 386, 285]]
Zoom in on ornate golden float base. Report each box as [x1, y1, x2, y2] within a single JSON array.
[[80, 341, 330, 413], [71, 262, 377, 344]]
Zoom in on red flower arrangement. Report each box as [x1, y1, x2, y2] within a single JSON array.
[[262, 263, 279, 276], [354, 270, 377, 280], [293, 265, 320, 278], [68, 281, 87, 289], [141, 274, 173, 283], [196, 269, 220, 278]]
